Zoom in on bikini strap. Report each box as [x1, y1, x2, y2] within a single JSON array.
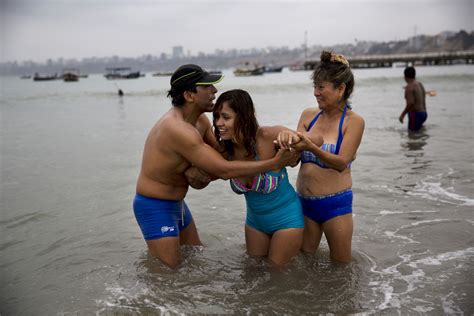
[[252, 143, 259, 161], [335, 104, 348, 155], [306, 111, 323, 131]]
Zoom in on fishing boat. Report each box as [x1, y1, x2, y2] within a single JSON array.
[[264, 65, 284, 73], [289, 63, 308, 71], [62, 68, 80, 82], [152, 71, 173, 76], [33, 73, 59, 81], [104, 67, 141, 80], [209, 70, 223, 75], [233, 63, 265, 77]]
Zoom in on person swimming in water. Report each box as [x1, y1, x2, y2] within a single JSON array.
[[132, 65, 298, 268], [277, 51, 365, 263], [213, 89, 311, 267], [399, 66, 430, 131]]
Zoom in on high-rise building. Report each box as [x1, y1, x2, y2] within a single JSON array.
[[172, 46, 184, 59]]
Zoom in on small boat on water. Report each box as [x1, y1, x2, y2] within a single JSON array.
[[153, 69, 221, 77], [104, 67, 141, 80], [20, 75, 32, 79], [233, 63, 265, 77], [62, 68, 80, 82], [289, 63, 308, 71], [33, 73, 59, 81], [152, 71, 174, 77], [264, 65, 284, 73]]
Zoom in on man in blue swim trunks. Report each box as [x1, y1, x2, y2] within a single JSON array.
[[133, 64, 298, 268], [399, 66, 428, 131]]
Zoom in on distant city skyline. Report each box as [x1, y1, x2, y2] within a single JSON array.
[[1, 0, 473, 63]]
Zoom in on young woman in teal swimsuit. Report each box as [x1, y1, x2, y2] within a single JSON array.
[[213, 89, 311, 267], [278, 51, 365, 263]]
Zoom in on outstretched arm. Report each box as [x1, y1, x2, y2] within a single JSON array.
[[171, 121, 299, 180]]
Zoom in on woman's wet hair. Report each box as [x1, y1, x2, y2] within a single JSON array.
[[312, 51, 354, 103], [213, 89, 259, 157]]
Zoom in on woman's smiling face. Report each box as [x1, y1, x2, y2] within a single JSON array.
[[314, 81, 344, 110], [214, 101, 237, 141]]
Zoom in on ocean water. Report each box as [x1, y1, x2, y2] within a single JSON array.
[[1, 65, 473, 315]]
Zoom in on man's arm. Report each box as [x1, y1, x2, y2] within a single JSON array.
[[184, 166, 213, 189], [171, 121, 298, 180], [400, 85, 415, 123], [183, 114, 219, 189], [197, 114, 218, 148]]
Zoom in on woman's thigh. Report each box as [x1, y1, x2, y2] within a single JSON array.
[[268, 228, 304, 266], [323, 214, 353, 263], [245, 224, 271, 257], [302, 217, 324, 253]]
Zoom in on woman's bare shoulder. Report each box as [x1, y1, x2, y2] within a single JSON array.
[[347, 110, 364, 124], [301, 107, 319, 118]]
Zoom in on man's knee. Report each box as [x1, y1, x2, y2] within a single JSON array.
[[149, 248, 181, 268]]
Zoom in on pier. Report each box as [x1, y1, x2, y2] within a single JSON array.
[[304, 50, 474, 69]]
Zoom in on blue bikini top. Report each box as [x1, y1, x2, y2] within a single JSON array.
[[300, 105, 352, 169], [229, 146, 286, 195]]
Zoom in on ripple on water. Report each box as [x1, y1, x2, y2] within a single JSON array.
[[96, 248, 380, 314]]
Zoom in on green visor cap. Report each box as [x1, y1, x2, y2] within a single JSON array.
[[170, 64, 224, 89]]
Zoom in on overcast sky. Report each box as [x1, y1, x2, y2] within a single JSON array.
[[1, 0, 472, 63]]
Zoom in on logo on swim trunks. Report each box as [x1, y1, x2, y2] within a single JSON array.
[[161, 226, 176, 234]]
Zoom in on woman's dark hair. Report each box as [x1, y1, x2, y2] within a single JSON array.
[[167, 86, 197, 107], [213, 89, 259, 157], [312, 51, 354, 103]]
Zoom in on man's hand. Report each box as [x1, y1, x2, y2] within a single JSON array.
[[184, 166, 212, 190], [399, 114, 405, 123]]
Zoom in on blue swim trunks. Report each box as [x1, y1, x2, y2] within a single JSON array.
[[133, 193, 193, 240], [408, 111, 427, 131], [298, 189, 353, 224]]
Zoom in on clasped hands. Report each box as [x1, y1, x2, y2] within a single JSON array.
[[274, 130, 313, 152]]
